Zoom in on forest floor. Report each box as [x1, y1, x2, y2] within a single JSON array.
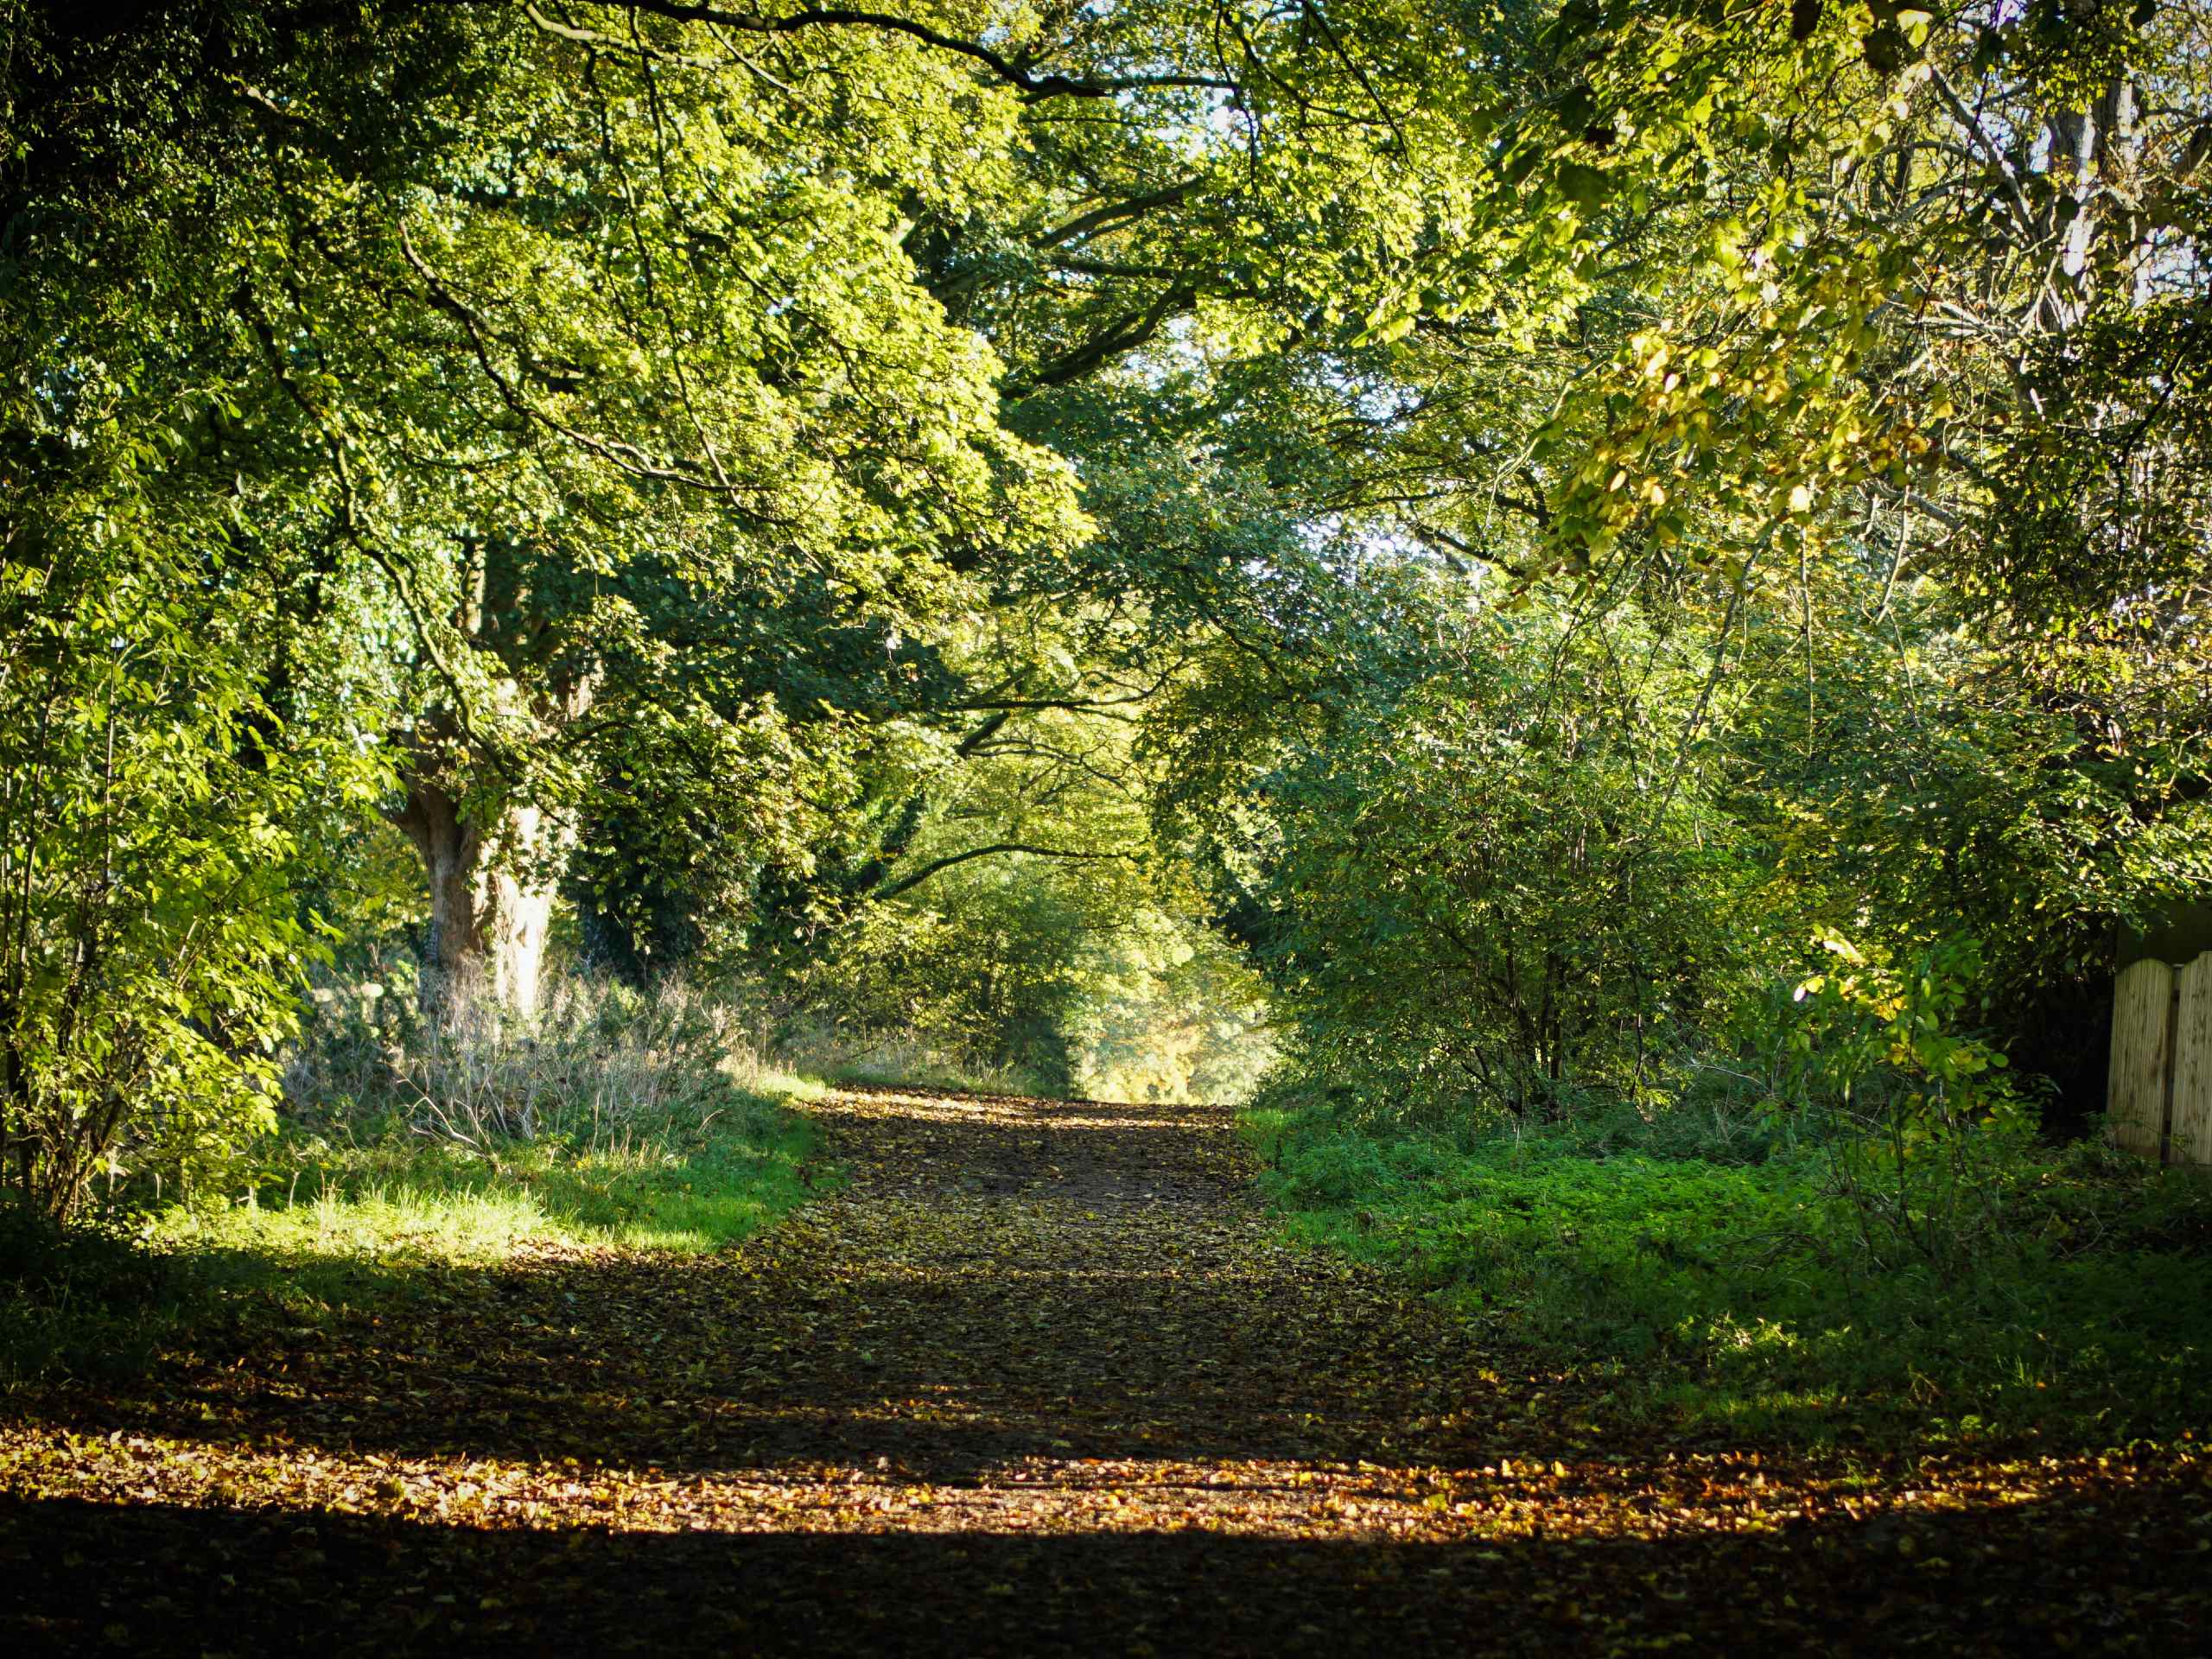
[[3, 1085, 2209, 1655]]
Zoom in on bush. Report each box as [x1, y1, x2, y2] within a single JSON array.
[[1245, 609, 1763, 1123], [287, 969, 777, 1147]]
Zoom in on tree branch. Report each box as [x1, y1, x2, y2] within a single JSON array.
[[874, 841, 1140, 902], [503, 2, 1236, 101], [1863, 477, 1971, 533], [1034, 181, 1203, 249], [1009, 284, 1196, 393]]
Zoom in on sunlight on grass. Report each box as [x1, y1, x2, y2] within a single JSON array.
[[163, 1090, 823, 1265], [166, 1184, 553, 1265], [3, 1002, 831, 1393], [1252, 1103, 2212, 1449]]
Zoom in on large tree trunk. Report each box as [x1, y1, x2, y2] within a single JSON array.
[[389, 536, 595, 1019], [397, 780, 563, 1019]]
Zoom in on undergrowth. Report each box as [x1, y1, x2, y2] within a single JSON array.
[[2, 976, 829, 1392], [1249, 1096, 2212, 1450], [779, 1022, 1050, 1097]]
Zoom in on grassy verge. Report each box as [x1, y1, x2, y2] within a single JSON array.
[[189, 1066, 826, 1262], [3, 977, 835, 1394], [3, 1083, 823, 1395], [1248, 1100, 2212, 1449]]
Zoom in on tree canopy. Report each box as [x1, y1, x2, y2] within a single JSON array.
[[4, 0, 2210, 1211]]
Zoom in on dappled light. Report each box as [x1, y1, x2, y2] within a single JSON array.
[[8, 1088, 2211, 1652], [8, 0, 2212, 1649]]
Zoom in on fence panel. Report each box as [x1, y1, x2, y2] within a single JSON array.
[[2108, 957, 2175, 1160], [2171, 953, 2212, 1167]]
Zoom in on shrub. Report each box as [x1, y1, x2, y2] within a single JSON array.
[[1247, 609, 1764, 1124]]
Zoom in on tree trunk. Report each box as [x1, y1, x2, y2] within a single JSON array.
[[387, 537, 594, 1017], [397, 781, 562, 1019]]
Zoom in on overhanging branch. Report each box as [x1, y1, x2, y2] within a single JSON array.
[[504, 2, 1236, 101], [874, 841, 1139, 902]]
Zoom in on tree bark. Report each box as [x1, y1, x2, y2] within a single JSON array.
[[387, 536, 594, 1020], [397, 780, 562, 1019]]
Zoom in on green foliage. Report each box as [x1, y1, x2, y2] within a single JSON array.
[[1789, 933, 2023, 1134], [0, 268, 390, 1213], [0, 0, 1092, 1182], [1257, 1099, 2212, 1446], [1222, 598, 1762, 1120], [1724, 572, 2212, 1059], [1063, 914, 1275, 1105]]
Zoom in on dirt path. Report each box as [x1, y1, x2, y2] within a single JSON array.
[[4, 1087, 2209, 1654]]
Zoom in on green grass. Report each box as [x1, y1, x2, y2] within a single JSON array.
[[3, 1071, 829, 1393], [183, 1068, 827, 1261], [1249, 1100, 2212, 1449]]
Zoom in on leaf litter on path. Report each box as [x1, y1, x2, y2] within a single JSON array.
[[3, 1084, 2208, 1654]]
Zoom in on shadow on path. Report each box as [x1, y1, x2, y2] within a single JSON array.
[[4, 1086, 2208, 1654]]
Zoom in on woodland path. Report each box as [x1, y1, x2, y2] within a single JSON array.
[[3, 1085, 2209, 1655]]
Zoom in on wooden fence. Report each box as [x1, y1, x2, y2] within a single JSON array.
[[2108, 953, 2212, 1166]]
